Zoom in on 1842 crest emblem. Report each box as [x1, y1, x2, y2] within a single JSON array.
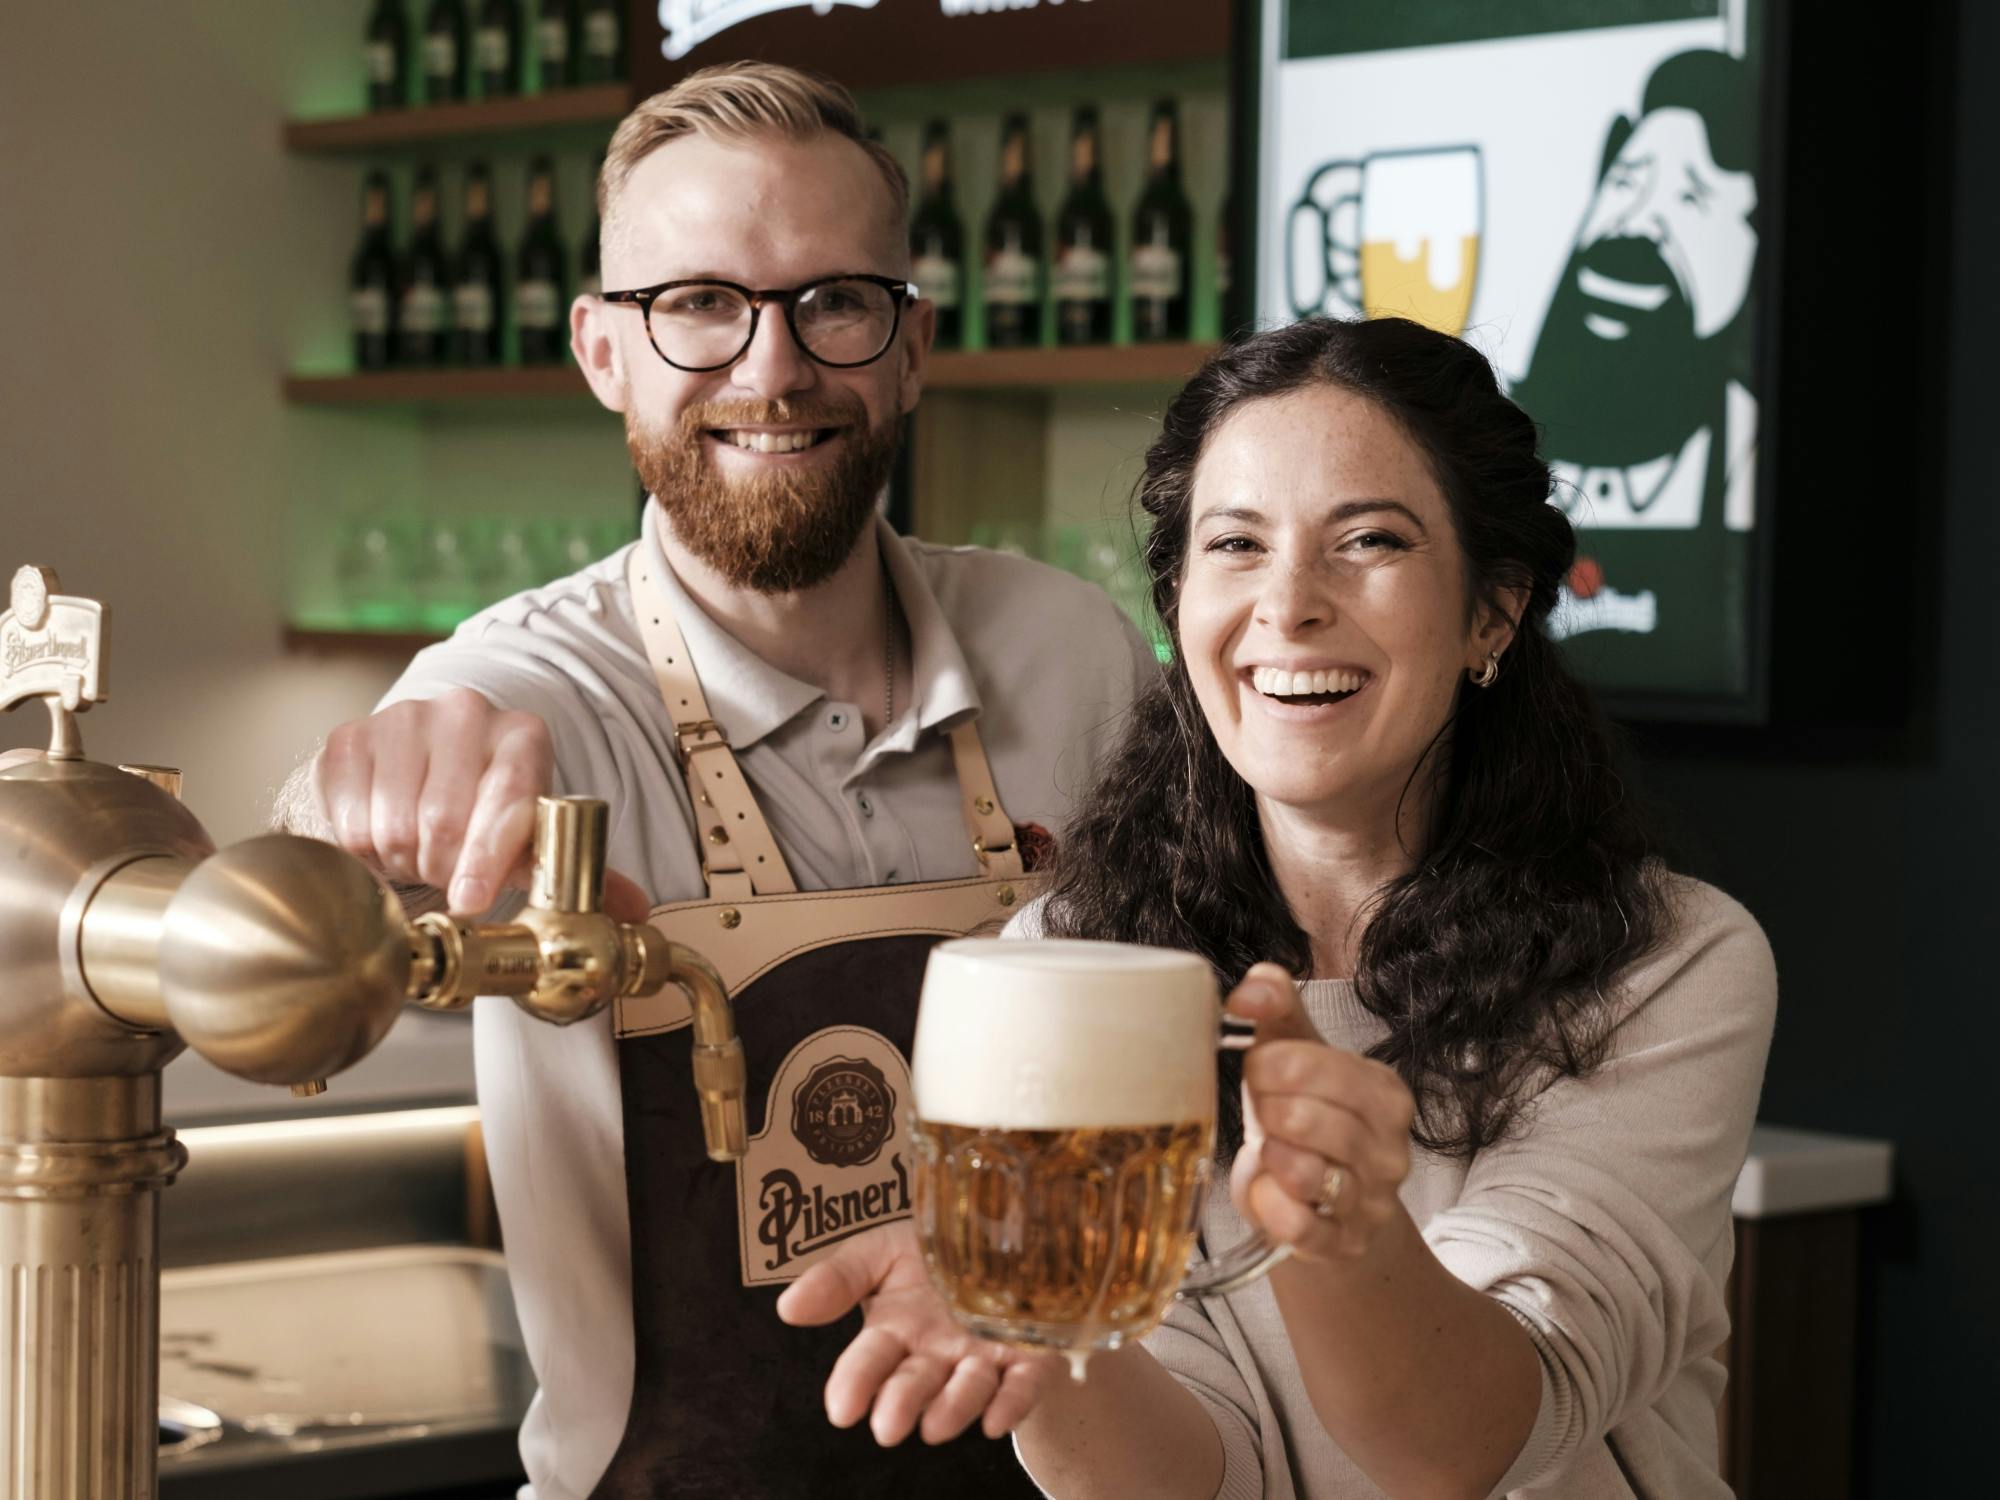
[[790, 1054, 895, 1168]]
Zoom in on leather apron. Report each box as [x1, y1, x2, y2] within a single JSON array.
[[589, 550, 1044, 1499]]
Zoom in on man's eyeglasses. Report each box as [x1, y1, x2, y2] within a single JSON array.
[[597, 274, 918, 372]]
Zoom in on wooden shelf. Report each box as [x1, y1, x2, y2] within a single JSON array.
[[282, 343, 1217, 407], [283, 85, 631, 153], [283, 367, 594, 406], [925, 341, 1217, 389], [284, 626, 446, 655]]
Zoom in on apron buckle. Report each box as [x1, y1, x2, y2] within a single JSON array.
[[675, 718, 728, 768]]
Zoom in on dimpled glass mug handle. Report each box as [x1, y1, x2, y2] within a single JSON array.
[[1176, 1021, 1294, 1299]]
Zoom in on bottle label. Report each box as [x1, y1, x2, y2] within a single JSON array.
[[1130, 243, 1184, 301], [517, 279, 561, 329], [585, 11, 617, 56], [476, 26, 510, 71], [1053, 245, 1110, 303], [538, 18, 569, 65], [454, 283, 495, 333], [912, 254, 960, 310], [424, 33, 456, 78], [985, 247, 1036, 306], [351, 287, 390, 337], [365, 41, 397, 86], [402, 284, 446, 335]]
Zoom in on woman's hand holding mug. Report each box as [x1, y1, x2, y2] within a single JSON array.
[[1225, 962, 1418, 1263]]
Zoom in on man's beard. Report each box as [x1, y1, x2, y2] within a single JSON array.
[[627, 392, 902, 594], [1513, 234, 1737, 468]]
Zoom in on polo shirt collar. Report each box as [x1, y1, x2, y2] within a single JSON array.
[[881, 515, 983, 743], [639, 506, 985, 756], [639, 504, 822, 752]]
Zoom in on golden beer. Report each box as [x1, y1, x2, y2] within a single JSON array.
[[912, 1118, 1211, 1353], [910, 938, 1285, 1376], [1360, 234, 1480, 336]]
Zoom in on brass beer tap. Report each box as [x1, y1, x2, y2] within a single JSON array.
[[0, 565, 745, 1498]]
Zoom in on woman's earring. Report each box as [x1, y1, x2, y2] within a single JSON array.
[[1470, 651, 1501, 689]]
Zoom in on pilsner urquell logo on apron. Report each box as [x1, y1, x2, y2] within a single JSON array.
[[742, 1027, 915, 1284]]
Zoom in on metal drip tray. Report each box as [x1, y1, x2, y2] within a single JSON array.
[[158, 1245, 533, 1499], [158, 1397, 224, 1457]]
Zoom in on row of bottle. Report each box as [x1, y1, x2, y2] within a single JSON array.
[[346, 107, 1228, 370], [913, 101, 1231, 349], [364, 0, 624, 110], [350, 159, 596, 370]]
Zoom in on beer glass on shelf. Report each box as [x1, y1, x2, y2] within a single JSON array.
[[485, 516, 544, 603], [419, 518, 485, 632], [909, 939, 1287, 1380], [335, 512, 421, 631]]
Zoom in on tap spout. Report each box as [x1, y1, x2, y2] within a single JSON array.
[[639, 933, 747, 1163]]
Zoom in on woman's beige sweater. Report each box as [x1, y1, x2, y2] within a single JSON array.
[[1013, 876, 1777, 1498]]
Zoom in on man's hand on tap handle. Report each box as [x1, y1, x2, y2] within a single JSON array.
[[310, 688, 650, 922]]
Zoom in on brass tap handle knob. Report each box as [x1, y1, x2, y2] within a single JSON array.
[[530, 796, 607, 916]]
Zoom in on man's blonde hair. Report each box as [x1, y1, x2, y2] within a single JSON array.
[[598, 62, 907, 256]]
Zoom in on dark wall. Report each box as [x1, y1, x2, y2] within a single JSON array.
[[1629, 3, 1994, 1491]]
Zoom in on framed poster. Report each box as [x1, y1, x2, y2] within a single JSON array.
[[1238, 1, 1780, 720], [631, 0, 1229, 94]]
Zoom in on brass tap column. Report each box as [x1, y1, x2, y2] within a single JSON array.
[[0, 564, 201, 1496], [0, 1075, 184, 1499], [0, 565, 747, 1496]]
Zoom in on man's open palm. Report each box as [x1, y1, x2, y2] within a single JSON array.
[[776, 1221, 1063, 1447]]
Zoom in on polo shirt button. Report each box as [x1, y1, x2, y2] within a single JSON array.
[[827, 709, 849, 732], [858, 793, 874, 818], [885, 869, 899, 883]]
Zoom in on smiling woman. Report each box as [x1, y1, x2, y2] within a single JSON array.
[[1008, 316, 1771, 1498], [781, 317, 1777, 1499], [1046, 315, 1673, 1158]]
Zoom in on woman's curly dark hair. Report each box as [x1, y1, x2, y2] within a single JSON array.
[[1040, 316, 1671, 1157]]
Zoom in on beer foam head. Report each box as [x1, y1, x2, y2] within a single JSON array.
[[912, 939, 1219, 1130]]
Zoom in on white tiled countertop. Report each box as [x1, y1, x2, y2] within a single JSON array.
[[1732, 1124, 1895, 1219]]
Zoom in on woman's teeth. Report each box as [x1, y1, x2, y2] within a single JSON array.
[[1250, 666, 1367, 699], [720, 429, 824, 453]]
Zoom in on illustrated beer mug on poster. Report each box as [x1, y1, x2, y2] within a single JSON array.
[[908, 939, 1288, 1379], [1286, 144, 1484, 336]]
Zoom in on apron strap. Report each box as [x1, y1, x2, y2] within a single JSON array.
[[627, 542, 1028, 890], [949, 723, 1025, 878], [628, 548, 798, 899]]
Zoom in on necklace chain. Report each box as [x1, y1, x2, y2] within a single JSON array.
[[884, 581, 898, 730]]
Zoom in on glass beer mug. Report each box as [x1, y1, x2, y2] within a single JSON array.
[[908, 938, 1288, 1379]]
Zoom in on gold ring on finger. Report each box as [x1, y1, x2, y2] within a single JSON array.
[[1312, 1163, 1347, 1219]]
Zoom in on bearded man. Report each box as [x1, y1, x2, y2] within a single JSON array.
[[1511, 48, 1761, 692], [276, 63, 1153, 1500]]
